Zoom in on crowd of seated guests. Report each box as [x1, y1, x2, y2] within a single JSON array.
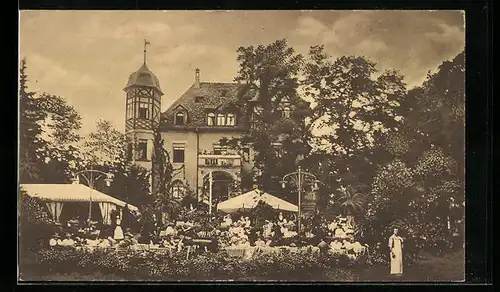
[[47, 210, 368, 259]]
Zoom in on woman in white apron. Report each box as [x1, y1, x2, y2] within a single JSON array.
[[388, 228, 404, 275]]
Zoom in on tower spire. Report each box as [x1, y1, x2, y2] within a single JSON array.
[[143, 39, 151, 65]]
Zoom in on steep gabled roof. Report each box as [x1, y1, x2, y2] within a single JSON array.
[[161, 82, 250, 128]]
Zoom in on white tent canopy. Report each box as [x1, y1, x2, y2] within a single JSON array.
[[217, 188, 298, 213], [20, 184, 139, 224]]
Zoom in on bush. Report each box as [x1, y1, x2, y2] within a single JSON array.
[[25, 247, 362, 280], [19, 191, 56, 252]]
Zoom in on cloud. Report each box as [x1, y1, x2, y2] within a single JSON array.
[[295, 17, 328, 37], [293, 11, 464, 88]]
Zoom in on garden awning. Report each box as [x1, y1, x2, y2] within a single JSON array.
[[217, 188, 298, 213], [20, 183, 138, 211]]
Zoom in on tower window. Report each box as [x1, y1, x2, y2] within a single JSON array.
[[207, 113, 216, 126], [217, 114, 226, 126], [226, 113, 236, 126], [175, 112, 185, 125], [139, 103, 150, 119], [136, 140, 148, 161], [127, 103, 133, 119], [173, 143, 185, 163]]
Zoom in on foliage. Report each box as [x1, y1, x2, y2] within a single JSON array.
[[220, 39, 311, 201], [19, 189, 55, 252], [19, 59, 82, 184], [302, 47, 407, 207], [81, 120, 151, 207], [357, 51, 465, 261], [19, 59, 46, 183], [151, 130, 185, 220], [29, 247, 362, 280], [80, 119, 129, 171]]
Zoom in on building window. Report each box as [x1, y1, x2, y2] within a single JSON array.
[[172, 143, 185, 163], [282, 107, 291, 118], [171, 181, 185, 200], [195, 96, 204, 103], [226, 113, 236, 126], [217, 114, 226, 126], [175, 112, 185, 125], [136, 139, 148, 161], [213, 143, 227, 155], [207, 113, 216, 126], [139, 103, 149, 119]]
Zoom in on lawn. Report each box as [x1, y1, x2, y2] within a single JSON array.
[[355, 249, 465, 282]]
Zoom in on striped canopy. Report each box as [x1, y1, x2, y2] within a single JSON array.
[[20, 184, 138, 211], [217, 188, 298, 213]]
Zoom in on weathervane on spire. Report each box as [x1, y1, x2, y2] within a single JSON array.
[[144, 39, 151, 64]]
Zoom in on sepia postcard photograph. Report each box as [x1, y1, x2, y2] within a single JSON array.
[[18, 10, 465, 282]]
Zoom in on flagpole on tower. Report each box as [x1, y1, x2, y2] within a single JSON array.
[[144, 39, 150, 65]]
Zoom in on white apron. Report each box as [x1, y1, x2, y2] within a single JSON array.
[[389, 235, 403, 275]]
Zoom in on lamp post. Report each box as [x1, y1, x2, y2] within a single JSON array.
[[280, 166, 319, 234], [71, 169, 114, 224]]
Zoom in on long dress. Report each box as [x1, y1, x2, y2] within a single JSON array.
[[114, 225, 124, 240], [389, 235, 404, 275]]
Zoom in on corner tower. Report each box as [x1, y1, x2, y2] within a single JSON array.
[[124, 40, 163, 170]]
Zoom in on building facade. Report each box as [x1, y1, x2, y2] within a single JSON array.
[[125, 61, 255, 205]]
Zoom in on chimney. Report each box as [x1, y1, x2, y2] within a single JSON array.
[[195, 68, 200, 88]]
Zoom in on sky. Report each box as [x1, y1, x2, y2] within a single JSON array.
[[19, 10, 465, 135]]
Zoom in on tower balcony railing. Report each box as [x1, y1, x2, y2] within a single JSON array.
[[198, 154, 242, 168]]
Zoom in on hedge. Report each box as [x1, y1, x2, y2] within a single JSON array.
[[25, 247, 364, 281]]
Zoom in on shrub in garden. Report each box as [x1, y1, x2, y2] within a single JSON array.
[[31, 248, 362, 280]]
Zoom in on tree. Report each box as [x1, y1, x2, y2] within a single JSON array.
[[19, 58, 82, 184], [81, 120, 150, 207], [362, 51, 466, 258], [302, 46, 407, 206], [221, 39, 311, 202], [151, 129, 184, 221], [19, 188, 54, 252], [81, 119, 129, 172]]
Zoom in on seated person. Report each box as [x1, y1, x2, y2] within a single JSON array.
[[238, 237, 251, 247], [60, 233, 75, 246], [334, 227, 346, 238], [254, 237, 266, 247], [49, 233, 60, 246], [342, 239, 354, 251], [328, 221, 338, 232], [164, 223, 176, 236], [107, 236, 117, 247], [317, 238, 329, 251], [177, 234, 186, 252], [329, 239, 342, 251], [98, 238, 111, 248]]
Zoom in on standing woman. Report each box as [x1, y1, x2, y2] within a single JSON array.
[[388, 228, 404, 276]]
